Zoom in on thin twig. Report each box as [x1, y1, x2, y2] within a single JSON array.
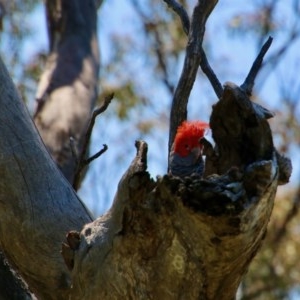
[[200, 48, 223, 98], [240, 36, 273, 95], [72, 93, 113, 190], [162, 0, 190, 35], [84, 144, 108, 165]]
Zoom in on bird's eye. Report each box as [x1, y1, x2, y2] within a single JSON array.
[[185, 144, 190, 150]]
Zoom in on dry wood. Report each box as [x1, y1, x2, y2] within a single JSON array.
[[67, 81, 290, 299]]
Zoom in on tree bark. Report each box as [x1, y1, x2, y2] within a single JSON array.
[[34, 0, 99, 184], [0, 58, 92, 299]]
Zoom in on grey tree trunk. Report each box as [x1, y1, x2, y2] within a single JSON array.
[[34, 0, 99, 184]]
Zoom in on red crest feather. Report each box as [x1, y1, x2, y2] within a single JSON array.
[[174, 121, 209, 157]]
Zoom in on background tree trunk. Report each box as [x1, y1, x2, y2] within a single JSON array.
[[34, 0, 99, 184]]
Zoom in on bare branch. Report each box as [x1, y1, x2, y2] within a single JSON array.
[[240, 36, 273, 95], [200, 48, 223, 98], [168, 0, 218, 155], [83, 93, 113, 154], [164, 0, 223, 100], [84, 144, 108, 165], [162, 0, 190, 35], [72, 94, 113, 190]]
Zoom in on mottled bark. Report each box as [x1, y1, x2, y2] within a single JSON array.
[[0, 59, 92, 299], [34, 0, 99, 184]]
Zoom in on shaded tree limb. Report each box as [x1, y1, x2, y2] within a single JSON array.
[[72, 94, 113, 190], [240, 36, 273, 95], [199, 48, 223, 98], [163, 0, 190, 35], [168, 0, 218, 155], [0, 57, 93, 299]]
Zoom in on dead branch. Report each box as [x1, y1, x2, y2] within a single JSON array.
[[200, 48, 223, 98], [163, 0, 190, 35], [164, 0, 223, 99], [72, 94, 113, 191], [240, 36, 273, 95], [168, 0, 218, 154]]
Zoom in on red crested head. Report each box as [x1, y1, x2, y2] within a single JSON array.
[[173, 121, 209, 157]]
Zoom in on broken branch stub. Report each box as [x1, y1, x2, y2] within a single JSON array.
[[204, 82, 274, 177], [68, 85, 290, 298], [68, 144, 280, 299]]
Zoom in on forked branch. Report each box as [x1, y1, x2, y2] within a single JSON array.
[[72, 94, 113, 190], [167, 0, 218, 154]]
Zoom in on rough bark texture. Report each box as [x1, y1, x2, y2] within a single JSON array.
[[0, 59, 93, 299], [34, 0, 99, 184], [66, 82, 289, 299]]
